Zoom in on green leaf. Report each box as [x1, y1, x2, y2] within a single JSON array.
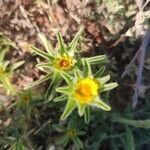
[[0, 47, 9, 61], [4, 60, 10, 68], [77, 102, 86, 116], [15, 140, 27, 150], [112, 117, 150, 129], [125, 126, 135, 150], [84, 55, 107, 65], [45, 72, 61, 101], [56, 135, 69, 146], [10, 61, 25, 71], [53, 94, 66, 102], [24, 73, 52, 90], [61, 72, 72, 84], [29, 44, 54, 60], [94, 66, 105, 78], [57, 32, 66, 55], [72, 137, 83, 150], [36, 63, 52, 69], [0, 75, 15, 95], [67, 26, 83, 56], [98, 75, 110, 85], [91, 98, 111, 111], [61, 98, 76, 120], [82, 59, 92, 77], [77, 130, 86, 136], [36, 63, 52, 73], [56, 86, 71, 95], [101, 82, 118, 92], [38, 32, 54, 56], [53, 124, 65, 132], [84, 106, 90, 124]]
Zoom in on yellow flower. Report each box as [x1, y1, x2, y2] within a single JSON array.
[[74, 78, 99, 104], [55, 55, 74, 71], [0, 66, 4, 75], [67, 129, 77, 138]]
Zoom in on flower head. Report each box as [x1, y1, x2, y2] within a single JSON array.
[[25, 27, 83, 91], [56, 60, 118, 123], [74, 78, 99, 104], [54, 55, 75, 71]]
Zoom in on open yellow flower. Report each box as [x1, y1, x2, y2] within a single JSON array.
[[56, 60, 118, 123], [54, 55, 75, 71], [74, 78, 99, 104]]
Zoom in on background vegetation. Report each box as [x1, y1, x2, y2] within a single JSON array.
[[0, 0, 150, 150]]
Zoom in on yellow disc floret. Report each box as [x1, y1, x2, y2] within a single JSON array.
[[55, 55, 74, 71], [0, 66, 4, 75], [74, 78, 99, 104]]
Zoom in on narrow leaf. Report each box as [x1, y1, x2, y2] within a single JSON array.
[[24, 73, 52, 90], [98, 75, 110, 85], [91, 98, 111, 111], [36, 63, 52, 73], [61, 99, 76, 120], [82, 59, 92, 77], [77, 102, 86, 116], [38, 32, 54, 55], [53, 94, 66, 102], [72, 137, 83, 150], [0, 47, 9, 61], [112, 117, 150, 129], [61, 72, 72, 84], [29, 44, 54, 60], [94, 66, 105, 78], [10, 61, 25, 71], [57, 32, 66, 55], [67, 26, 84, 55], [101, 82, 118, 92], [84, 106, 90, 124], [84, 55, 107, 65], [125, 126, 135, 150], [56, 86, 71, 95]]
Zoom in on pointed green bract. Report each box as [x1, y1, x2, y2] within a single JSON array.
[[57, 31, 67, 55], [61, 72, 73, 84], [84, 55, 107, 65], [91, 98, 111, 111], [29, 44, 54, 60], [10, 61, 25, 71], [84, 106, 90, 124], [83, 59, 92, 77], [67, 26, 84, 55], [77, 102, 86, 116], [72, 136, 83, 149], [56, 86, 72, 95], [38, 32, 54, 56], [61, 98, 76, 120], [53, 94, 66, 102], [24, 73, 52, 90], [94, 66, 105, 78], [102, 82, 118, 92], [99, 75, 110, 85]]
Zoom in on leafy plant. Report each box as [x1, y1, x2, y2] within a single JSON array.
[[53, 118, 85, 149], [56, 60, 117, 123], [25, 27, 107, 102], [0, 33, 24, 95]]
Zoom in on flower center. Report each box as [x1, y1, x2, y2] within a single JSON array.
[[74, 78, 99, 104], [55, 56, 74, 71], [0, 66, 4, 75], [67, 129, 77, 137]]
